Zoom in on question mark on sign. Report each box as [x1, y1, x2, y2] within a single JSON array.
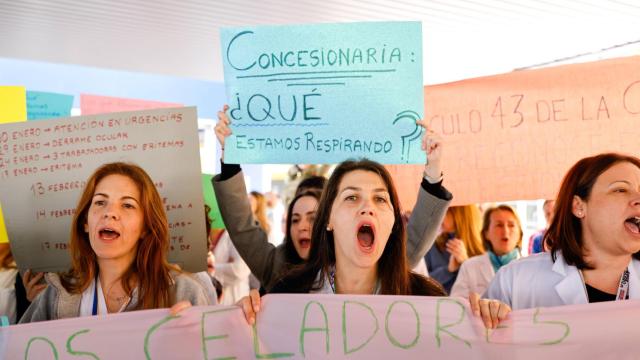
[[393, 110, 423, 163]]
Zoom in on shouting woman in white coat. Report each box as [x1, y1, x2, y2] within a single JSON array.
[[482, 153, 640, 310], [450, 205, 522, 297]]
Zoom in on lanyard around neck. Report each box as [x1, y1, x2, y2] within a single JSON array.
[[92, 275, 99, 316], [616, 268, 631, 300], [579, 267, 630, 302]]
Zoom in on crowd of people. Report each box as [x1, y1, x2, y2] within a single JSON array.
[[1, 105, 639, 334]]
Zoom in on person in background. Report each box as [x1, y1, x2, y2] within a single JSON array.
[[481, 153, 640, 310], [211, 220, 252, 305], [0, 243, 19, 323], [528, 199, 555, 254], [425, 205, 484, 293], [295, 176, 327, 197], [249, 191, 271, 236], [191, 204, 220, 305], [451, 204, 522, 297], [20, 162, 209, 323], [212, 105, 452, 292], [284, 165, 331, 206], [265, 191, 285, 246], [248, 191, 270, 290]]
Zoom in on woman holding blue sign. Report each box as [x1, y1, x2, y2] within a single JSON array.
[[237, 158, 511, 329], [20, 162, 210, 322], [471, 153, 640, 321], [212, 105, 452, 292], [267, 158, 446, 295]]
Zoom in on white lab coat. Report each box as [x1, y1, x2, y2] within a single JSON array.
[[450, 253, 494, 297], [213, 231, 251, 305], [485, 251, 640, 310]]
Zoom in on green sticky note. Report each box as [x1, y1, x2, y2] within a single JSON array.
[[0, 86, 27, 123], [27, 91, 74, 120], [220, 21, 425, 164], [202, 174, 225, 229]]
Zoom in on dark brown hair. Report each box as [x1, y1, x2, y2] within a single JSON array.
[[62, 162, 176, 309], [274, 159, 444, 296], [284, 190, 321, 265], [546, 153, 640, 268]]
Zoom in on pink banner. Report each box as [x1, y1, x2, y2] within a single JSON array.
[[3, 294, 638, 359], [80, 94, 182, 115]]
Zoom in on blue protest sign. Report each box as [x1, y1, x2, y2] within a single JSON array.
[[220, 21, 424, 164], [27, 91, 74, 120]]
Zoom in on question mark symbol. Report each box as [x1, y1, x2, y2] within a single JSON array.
[[393, 110, 423, 163]]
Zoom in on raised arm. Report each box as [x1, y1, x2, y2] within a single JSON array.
[[406, 123, 452, 267], [212, 106, 288, 290]]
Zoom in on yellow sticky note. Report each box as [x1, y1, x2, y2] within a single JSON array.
[[0, 85, 25, 243], [0, 86, 27, 123], [0, 204, 8, 243]]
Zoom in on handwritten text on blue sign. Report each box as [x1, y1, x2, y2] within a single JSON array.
[[220, 21, 425, 164]]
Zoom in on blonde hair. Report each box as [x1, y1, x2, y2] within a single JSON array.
[[436, 205, 484, 257], [0, 244, 15, 269], [250, 191, 271, 234], [481, 204, 523, 252]]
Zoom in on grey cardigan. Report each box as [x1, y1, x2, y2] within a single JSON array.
[[19, 271, 210, 323], [213, 170, 451, 291]]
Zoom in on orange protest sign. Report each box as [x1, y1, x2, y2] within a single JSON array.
[[389, 55, 640, 208]]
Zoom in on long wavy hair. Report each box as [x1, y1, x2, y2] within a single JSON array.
[[275, 159, 443, 296], [61, 162, 176, 309], [435, 205, 484, 257], [546, 153, 640, 268]]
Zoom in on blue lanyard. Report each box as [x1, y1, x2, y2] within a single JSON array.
[[92, 276, 98, 316]]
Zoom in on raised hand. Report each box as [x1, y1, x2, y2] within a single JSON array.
[[214, 105, 232, 150], [416, 119, 443, 180]]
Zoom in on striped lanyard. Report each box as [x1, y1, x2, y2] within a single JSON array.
[[579, 267, 630, 301], [616, 268, 631, 301]]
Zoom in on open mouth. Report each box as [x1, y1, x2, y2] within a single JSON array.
[[298, 238, 311, 248], [99, 227, 121, 240], [624, 216, 640, 234], [357, 223, 375, 251]]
